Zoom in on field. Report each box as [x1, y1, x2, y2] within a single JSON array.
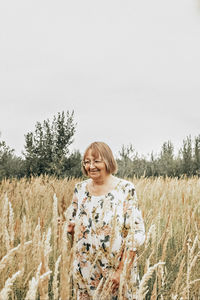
[[0, 176, 199, 299]]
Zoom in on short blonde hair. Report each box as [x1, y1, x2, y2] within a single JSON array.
[[82, 142, 118, 176]]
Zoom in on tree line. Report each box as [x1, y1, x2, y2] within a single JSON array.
[[0, 111, 200, 181], [117, 137, 200, 178]]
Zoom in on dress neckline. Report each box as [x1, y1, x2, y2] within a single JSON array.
[[85, 178, 121, 198]]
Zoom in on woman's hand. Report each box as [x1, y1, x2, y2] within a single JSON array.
[[67, 222, 75, 244], [111, 269, 122, 292], [67, 222, 75, 234], [67, 222, 75, 240]]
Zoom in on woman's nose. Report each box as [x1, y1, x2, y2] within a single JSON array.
[[89, 161, 96, 168]]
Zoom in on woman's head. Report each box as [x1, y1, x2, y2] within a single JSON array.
[[82, 142, 118, 177]]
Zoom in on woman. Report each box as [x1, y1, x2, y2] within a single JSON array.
[[66, 142, 145, 300]]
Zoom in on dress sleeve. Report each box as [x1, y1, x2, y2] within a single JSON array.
[[123, 183, 145, 250], [65, 184, 78, 224]]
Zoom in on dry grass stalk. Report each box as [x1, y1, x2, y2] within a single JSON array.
[[161, 218, 170, 262], [144, 223, 156, 249], [60, 221, 73, 300], [0, 176, 199, 298], [1, 194, 9, 233], [0, 241, 32, 272], [39, 227, 52, 299], [19, 215, 28, 275], [0, 270, 21, 300], [174, 255, 185, 295], [53, 255, 61, 300], [3, 227, 10, 253], [53, 193, 58, 260], [118, 255, 129, 300], [92, 277, 104, 299], [138, 262, 165, 299], [32, 219, 42, 266], [181, 237, 200, 300], [25, 263, 42, 300], [39, 270, 52, 300], [97, 273, 114, 300], [8, 201, 14, 248]]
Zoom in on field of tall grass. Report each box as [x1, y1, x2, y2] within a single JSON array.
[[0, 176, 199, 299]]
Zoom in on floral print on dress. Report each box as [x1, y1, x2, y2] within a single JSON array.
[[66, 179, 145, 300]]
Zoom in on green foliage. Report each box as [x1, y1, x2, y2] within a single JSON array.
[[193, 135, 200, 176], [0, 139, 25, 180], [64, 150, 82, 178], [0, 140, 14, 178], [117, 136, 200, 178], [23, 111, 81, 177], [1, 121, 200, 179], [180, 135, 194, 176], [117, 144, 147, 178]]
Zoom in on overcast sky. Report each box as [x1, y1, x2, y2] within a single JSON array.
[[0, 0, 200, 158]]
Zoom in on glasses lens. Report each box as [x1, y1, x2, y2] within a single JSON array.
[[83, 160, 103, 167]]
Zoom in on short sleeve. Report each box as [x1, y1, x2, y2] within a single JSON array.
[[123, 183, 145, 250], [65, 185, 78, 224]]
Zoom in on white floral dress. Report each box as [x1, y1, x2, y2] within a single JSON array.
[[66, 178, 145, 300]]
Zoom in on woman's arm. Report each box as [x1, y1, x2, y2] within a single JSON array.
[[111, 183, 145, 289], [111, 249, 136, 290], [65, 186, 78, 240]]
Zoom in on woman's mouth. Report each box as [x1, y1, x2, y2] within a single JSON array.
[[89, 170, 99, 173]]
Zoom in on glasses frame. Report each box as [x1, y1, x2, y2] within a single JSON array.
[[82, 159, 104, 168]]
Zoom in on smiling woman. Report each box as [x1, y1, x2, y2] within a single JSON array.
[[66, 142, 145, 300], [82, 142, 118, 177]]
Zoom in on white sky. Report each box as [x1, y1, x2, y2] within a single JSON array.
[[0, 0, 200, 158]]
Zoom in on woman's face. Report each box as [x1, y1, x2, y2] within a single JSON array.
[[84, 149, 108, 180]]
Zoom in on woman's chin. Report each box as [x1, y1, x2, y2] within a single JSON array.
[[88, 171, 100, 178]]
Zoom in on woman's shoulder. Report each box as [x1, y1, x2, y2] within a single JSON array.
[[118, 178, 138, 204], [74, 179, 89, 192], [118, 178, 136, 190]]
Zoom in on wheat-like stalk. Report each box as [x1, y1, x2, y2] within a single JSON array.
[[1, 194, 9, 233], [144, 223, 156, 249], [138, 262, 165, 299], [60, 221, 73, 300], [25, 263, 42, 300], [53, 193, 58, 260], [0, 270, 21, 300], [52, 255, 61, 300], [0, 241, 32, 272], [8, 201, 14, 248], [174, 255, 185, 295], [39, 227, 52, 299], [0, 176, 199, 298]]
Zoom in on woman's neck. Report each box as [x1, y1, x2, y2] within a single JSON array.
[[87, 175, 119, 196], [91, 174, 113, 186]]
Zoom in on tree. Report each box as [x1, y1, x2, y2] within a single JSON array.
[[158, 141, 176, 177], [194, 135, 200, 176], [23, 111, 77, 177], [117, 144, 148, 178], [180, 135, 194, 176], [117, 144, 136, 177], [0, 137, 25, 180], [148, 152, 159, 177], [0, 139, 14, 179], [64, 150, 82, 178]]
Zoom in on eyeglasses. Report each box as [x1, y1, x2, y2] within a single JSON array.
[[82, 159, 104, 167]]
